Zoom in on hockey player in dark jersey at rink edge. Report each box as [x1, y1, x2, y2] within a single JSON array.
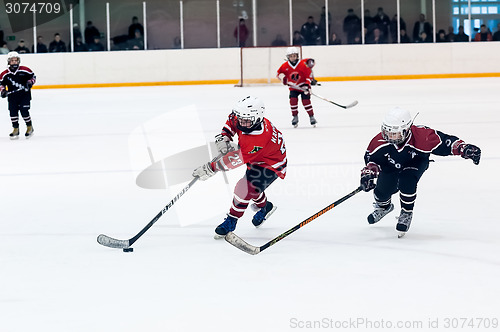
[[360, 107, 481, 237], [0, 51, 36, 139], [192, 96, 287, 239]]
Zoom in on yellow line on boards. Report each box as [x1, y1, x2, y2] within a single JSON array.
[[31, 73, 500, 89]]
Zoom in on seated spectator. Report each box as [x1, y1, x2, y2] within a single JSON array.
[[172, 36, 181, 49], [49, 33, 67, 52], [73, 23, 82, 41], [292, 30, 304, 46], [474, 24, 492, 41], [436, 29, 447, 42], [74, 36, 88, 52], [14, 39, 30, 53], [128, 16, 144, 40], [32, 36, 48, 53], [87, 36, 105, 51], [445, 26, 456, 42], [412, 14, 432, 41], [0, 41, 9, 54], [366, 28, 386, 44], [127, 29, 144, 50], [455, 25, 469, 42], [400, 29, 411, 43], [271, 34, 287, 46], [415, 31, 431, 43], [493, 23, 500, 41], [328, 32, 341, 45]]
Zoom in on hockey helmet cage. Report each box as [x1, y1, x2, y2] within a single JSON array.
[[232, 96, 265, 133], [381, 107, 413, 145]]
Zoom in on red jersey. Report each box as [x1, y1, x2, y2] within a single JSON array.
[[212, 113, 287, 179], [277, 58, 313, 91]]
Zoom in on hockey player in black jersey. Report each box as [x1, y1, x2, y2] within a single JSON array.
[[360, 107, 481, 236], [0, 51, 36, 139]]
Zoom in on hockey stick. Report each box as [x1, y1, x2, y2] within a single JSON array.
[[288, 83, 358, 109], [97, 176, 199, 249], [225, 186, 363, 255]]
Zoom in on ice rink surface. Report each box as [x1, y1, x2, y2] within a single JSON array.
[[1, 78, 499, 332]]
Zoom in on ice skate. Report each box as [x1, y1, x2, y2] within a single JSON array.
[[292, 115, 298, 128], [25, 125, 34, 139], [252, 201, 277, 227], [214, 215, 238, 239], [367, 202, 394, 224], [396, 210, 413, 236], [9, 128, 19, 140], [309, 115, 317, 127]]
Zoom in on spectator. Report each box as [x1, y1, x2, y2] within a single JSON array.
[[32, 36, 48, 53], [445, 26, 456, 42], [49, 33, 67, 52], [328, 32, 341, 45], [363, 9, 377, 42], [319, 6, 331, 45], [173, 36, 181, 49], [436, 29, 447, 42], [84, 21, 100, 45], [292, 30, 305, 46], [366, 27, 386, 44], [271, 34, 287, 47], [234, 18, 249, 47], [373, 7, 391, 43], [300, 16, 320, 45], [400, 29, 411, 43], [73, 23, 82, 41], [87, 36, 105, 51], [128, 16, 144, 40], [412, 14, 432, 41], [74, 36, 88, 52], [343, 8, 361, 44], [474, 24, 492, 41], [0, 41, 9, 54], [127, 29, 144, 50], [14, 39, 30, 53], [493, 23, 500, 41], [415, 31, 431, 43], [455, 25, 469, 42], [390, 14, 406, 43]]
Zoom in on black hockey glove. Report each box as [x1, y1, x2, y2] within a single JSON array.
[[311, 78, 318, 86], [26, 80, 34, 89], [460, 144, 481, 165], [0, 89, 7, 98], [215, 134, 234, 155], [360, 164, 379, 192]]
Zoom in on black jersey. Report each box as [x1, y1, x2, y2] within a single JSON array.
[[364, 125, 464, 171], [0, 66, 36, 101]]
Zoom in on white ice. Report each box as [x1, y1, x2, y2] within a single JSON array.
[[1, 78, 499, 332]]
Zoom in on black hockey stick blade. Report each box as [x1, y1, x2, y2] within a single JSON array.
[[225, 187, 363, 255]]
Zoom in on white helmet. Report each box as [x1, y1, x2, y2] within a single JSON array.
[[381, 107, 412, 144], [7, 51, 20, 64], [286, 47, 299, 62], [232, 96, 265, 133]]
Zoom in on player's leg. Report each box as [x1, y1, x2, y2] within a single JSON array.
[[247, 165, 278, 227], [301, 91, 316, 126], [289, 90, 300, 127], [19, 103, 33, 138], [368, 170, 398, 224], [8, 103, 20, 140], [396, 160, 429, 232]]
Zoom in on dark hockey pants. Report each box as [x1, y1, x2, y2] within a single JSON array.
[[229, 164, 278, 219], [9, 103, 32, 128], [373, 160, 429, 212]]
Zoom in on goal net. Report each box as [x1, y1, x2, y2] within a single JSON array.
[[236, 46, 303, 87]]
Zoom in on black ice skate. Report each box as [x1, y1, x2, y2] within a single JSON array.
[[396, 210, 413, 237], [292, 115, 299, 128], [214, 215, 238, 239], [367, 202, 394, 224], [309, 115, 317, 127], [25, 126, 34, 139], [9, 128, 19, 140], [252, 201, 277, 227]]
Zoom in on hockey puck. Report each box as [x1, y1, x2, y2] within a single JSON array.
[[123, 248, 134, 252]]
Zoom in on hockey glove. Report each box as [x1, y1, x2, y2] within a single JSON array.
[[282, 77, 288, 85], [0, 89, 7, 98], [360, 163, 380, 192], [192, 163, 215, 181], [215, 134, 234, 155], [460, 144, 481, 165], [26, 79, 34, 89], [311, 79, 318, 86]]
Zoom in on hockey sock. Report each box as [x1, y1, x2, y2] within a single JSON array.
[[290, 97, 298, 115], [302, 99, 314, 116], [252, 192, 267, 209], [400, 192, 416, 212]]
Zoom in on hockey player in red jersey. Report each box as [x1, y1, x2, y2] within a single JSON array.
[[277, 47, 317, 128], [0, 51, 36, 139], [192, 96, 287, 238], [360, 107, 481, 236]]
